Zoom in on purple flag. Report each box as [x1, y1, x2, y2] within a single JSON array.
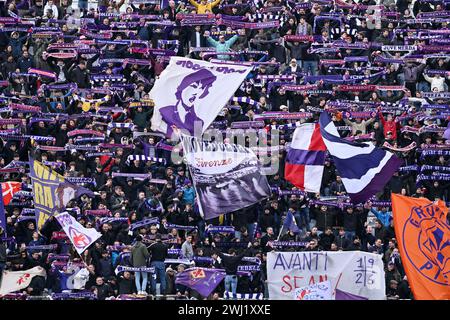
[[335, 289, 368, 300], [444, 123, 450, 141], [175, 267, 226, 297]]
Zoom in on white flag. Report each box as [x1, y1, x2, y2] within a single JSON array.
[[55, 212, 101, 255], [293, 280, 333, 300], [0, 266, 47, 295], [150, 57, 252, 138]]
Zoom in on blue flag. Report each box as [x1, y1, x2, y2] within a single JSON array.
[[278, 211, 300, 240]]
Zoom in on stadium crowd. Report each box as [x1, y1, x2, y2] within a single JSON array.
[[0, 0, 449, 300]]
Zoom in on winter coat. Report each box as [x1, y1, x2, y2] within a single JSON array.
[[131, 241, 150, 267]]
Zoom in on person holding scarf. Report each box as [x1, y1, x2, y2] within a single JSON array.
[[131, 235, 150, 295]]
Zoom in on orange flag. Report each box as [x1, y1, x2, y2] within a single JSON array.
[[391, 194, 450, 300]]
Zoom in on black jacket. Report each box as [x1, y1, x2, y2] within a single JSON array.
[[95, 283, 114, 300], [148, 241, 168, 263], [319, 233, 335, 250], [118, 276, 137, 294], [217, 248, 249, 275], [69, 66, 90, 88], [0, 241, 6, 263], [335, 235, 350, 250]]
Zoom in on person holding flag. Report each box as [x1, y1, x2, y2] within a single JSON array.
[[277, 208, 301, 241]]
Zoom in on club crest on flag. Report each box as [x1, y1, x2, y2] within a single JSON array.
[[68, 226, 92, 249], [295, 288, 311, 300], [292, 281, 333, 300], [403, 203, 449, 285], [16, 273, 31, 285], [190, 268, 206, 280]]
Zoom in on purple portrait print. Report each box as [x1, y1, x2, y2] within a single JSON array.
[[159, 68, 217, 137]]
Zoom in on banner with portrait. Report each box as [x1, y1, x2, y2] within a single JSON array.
[[181, 135, 271, 220], [150, 57, 252, 138]]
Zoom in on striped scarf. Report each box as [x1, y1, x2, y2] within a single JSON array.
[[107, 122, 135, 135], [223, 291, 264, 300], [126, 155, 166, 164], [28, 68, 56, 79], [67, 129, 105, 137]]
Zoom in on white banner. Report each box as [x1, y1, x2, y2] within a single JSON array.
[[150, 57, 252, 138], [0, 266, 47, 295], [293, 280, 333, 300], [55, 212, 101, 255], [267, 251, 385, 300]]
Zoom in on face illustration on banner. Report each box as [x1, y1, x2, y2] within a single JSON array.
[[54, 184, 76, 210], [159, 69, 217, 136]]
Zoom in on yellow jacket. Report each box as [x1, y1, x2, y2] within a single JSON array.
[[189, 0, 221, 14]]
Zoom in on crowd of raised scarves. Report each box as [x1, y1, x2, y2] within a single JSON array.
[[0, 0, 449, 300]]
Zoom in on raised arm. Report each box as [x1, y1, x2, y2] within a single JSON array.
[[189, 0, 199, 8], [423, 73, 433, 84], [206, 35, 219, 47], [226, 34, 239, 47], [378, 110, 386, 126]]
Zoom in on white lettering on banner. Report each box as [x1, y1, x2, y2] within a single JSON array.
[[267, 251, 386, 300]]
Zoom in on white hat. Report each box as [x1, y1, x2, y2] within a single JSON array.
[[280, 105, 288, 110]]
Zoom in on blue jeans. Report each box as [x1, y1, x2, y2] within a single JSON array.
[[78, 0, 88, 10], [247, 223, 256, 240], [303, 60, 318, 76], [197, 219, 206, 240], [273, 213, 281, 235], [417, 81, 430, 93], [135, 271, 148, 292], [298, 207, 310, 230], [224, 275, 238, 298], [151, 261, 166, 295]]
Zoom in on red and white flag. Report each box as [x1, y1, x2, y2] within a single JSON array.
[[0, 266, 47, 295], [55, 212, 102, 255], [1, 181, 22, 205], [284, 123, 327, 193]]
